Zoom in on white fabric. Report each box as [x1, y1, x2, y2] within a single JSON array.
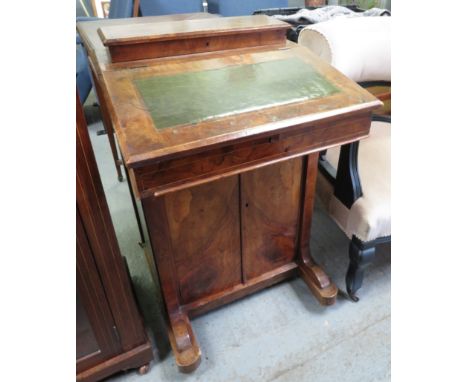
[[298, 17, 391, 83], [316, 121, 391, 242], [274, 6, 390, 25]]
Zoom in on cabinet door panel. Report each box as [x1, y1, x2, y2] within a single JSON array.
[[241, 158, 303, 280], [76, 210, 121, 373], [157, 175, 242, 304]]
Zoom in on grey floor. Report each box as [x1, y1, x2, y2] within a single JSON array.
[[84, 93, 390, 382]]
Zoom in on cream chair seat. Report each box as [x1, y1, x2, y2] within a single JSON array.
[[298, 15, 391, 301], [316, 121, 391, 242]]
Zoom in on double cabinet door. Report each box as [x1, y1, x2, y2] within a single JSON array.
[[153, 157, 304, 305], [76, 209, 121, 373]]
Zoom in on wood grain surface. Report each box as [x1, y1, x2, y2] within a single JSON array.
[[99, 15, 289, 45], [163, 176, 242, 304], [241, 158, 303, 280], [99, 15, 289, 62]]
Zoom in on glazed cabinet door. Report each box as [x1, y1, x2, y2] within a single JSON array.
[[76, 209, 121, 373]]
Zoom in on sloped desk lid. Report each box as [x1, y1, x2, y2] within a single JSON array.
[[101, 41, 380, 168], [133, 57, 339, 130]]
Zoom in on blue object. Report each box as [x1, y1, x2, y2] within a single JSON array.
[[76, 0, 134, 44], [76, 44, 93, 104], [108, 0, 134, 18], [76, 0, 135, 103], [139, 0, 203, 16], [207, 0, 288, 16]]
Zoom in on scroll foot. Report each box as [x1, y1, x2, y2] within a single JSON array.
[[168, 312, 201, 373], [298, 262, 338, 306]]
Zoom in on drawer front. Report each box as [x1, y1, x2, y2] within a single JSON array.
[[133, 113, 371, 198]]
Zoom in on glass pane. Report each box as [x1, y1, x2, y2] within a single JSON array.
[[76, 291, 100, 359]]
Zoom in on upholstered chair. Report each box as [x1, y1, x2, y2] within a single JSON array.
[[298, 16, 390, 301]]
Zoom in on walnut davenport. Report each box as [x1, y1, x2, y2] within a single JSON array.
[[77, 14, 381, 373]]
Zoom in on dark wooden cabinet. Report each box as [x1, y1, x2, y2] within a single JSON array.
[[76, 210, 122, 373], [76, 93, 153, 382]]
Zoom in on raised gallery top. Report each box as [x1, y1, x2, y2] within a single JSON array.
[[97, 15, 290, 62], [98, 15, 290, 46]]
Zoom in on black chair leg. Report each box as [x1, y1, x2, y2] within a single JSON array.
[[346, 236, 375, 302]]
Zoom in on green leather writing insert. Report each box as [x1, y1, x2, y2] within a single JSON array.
[[134, 57, 339, 130]]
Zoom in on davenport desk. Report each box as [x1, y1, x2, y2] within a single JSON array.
[[78, 15, 381, 372]]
